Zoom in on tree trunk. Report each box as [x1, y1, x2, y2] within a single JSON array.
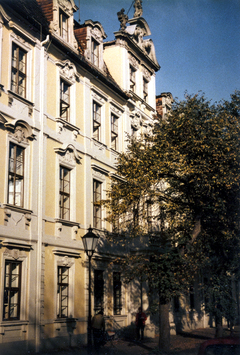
[[215, 316, 223, 338], [158, 296, 170, 352]]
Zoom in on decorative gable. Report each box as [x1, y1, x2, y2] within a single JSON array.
[[38, 0, 78, 50], [75, 20, 107, 70]]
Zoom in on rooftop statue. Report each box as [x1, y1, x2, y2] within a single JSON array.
[[117, 8, 128, 31], [133, 0, 143, 18]]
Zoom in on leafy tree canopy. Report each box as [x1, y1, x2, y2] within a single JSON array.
[[105, 91, 240, 308]]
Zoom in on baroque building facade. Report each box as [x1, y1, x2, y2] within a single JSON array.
[[0, 0, 161, 353]]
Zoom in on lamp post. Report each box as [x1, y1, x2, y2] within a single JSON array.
[[82, 226, 99, 350]]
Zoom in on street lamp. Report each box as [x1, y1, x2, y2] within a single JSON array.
[[82, 226, 99, 350]]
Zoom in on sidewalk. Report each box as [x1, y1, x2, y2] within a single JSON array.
[[39, 326, 240, 355]]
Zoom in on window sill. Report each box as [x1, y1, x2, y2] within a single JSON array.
[[56, 118, 80, 133], [54, 318, 77, 323], [54, 218, 80, 228], [8, 90, 34, 115], [3, 204, 32, 215]]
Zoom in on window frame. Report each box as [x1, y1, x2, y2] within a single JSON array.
[[11, 43, 27, 98], [93, 101, 101, 141], [91, 38, 99, 66], [93, 179, 102, 229], [57, 266, 69, 318], [143, 77, 148, 102], [59, 165, 71, 220], [113, 272, 122, 315], [94, 270, 104, 314], [7, 142, 25, 207], [60, 78, 70, 121], [129, 65, 136, 92], [111, 113, 118, 150], [59, 9, 69, 41], [3, 260, 22, 321]]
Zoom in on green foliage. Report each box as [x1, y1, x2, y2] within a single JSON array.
[[105, 91, 240, 310]]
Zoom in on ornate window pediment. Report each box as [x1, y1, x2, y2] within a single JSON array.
[[56, 59, 80, 84], [3, 118, 35, 143], [54, 144, 82, 168]]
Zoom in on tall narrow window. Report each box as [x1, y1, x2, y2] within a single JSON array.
[[59, 9, 69, 41], [93, 179, 102, 229], [93, 101, 101, 141], [8, 143, 24, 207], [91, 39, 99, 66], [60, 79, 70, 121], [146, 200, 153, 233], [111, 113, 118, 150], [59, 166, 70, 220], [57, 266, 69, 318], [11, 43, 26, 98], [94, 270, 104, 313], [3, 261, 22, 320], [143, 78, 148, 101], [113, 272, 122, 315], [129, 65, 136, 92]]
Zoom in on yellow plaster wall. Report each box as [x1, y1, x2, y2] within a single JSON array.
[[44, 246, 55, 322], [0, 132, 6, 202], [46, 60, 57, 118], [75, 80, 84, 131], [74, 257, 85, 323], [1, 27, 10, 89], [75, 161, 84, 229], [104, 46, 124, 88], [45, 139, 56, 218]]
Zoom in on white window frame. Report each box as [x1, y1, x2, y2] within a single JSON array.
[[0, 249, 28, 321], [9, 36, 32, 102], [54, 253, 75, 320], [6, 135, 30, 210]]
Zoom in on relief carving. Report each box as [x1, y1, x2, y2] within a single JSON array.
[[57, 60, 80, 83], [131, 112, 141, 130], [91, 28, 102, 42]]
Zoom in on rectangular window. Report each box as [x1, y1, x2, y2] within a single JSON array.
[[143, 78, 148, 101], [60, 79, 70, 121], [91, 39, 99, 66], [8, 143, 24, 207], [147, 200, 153, 233], [11, 43, 26, 98], [59, 10, 69, 41], [113, 272, 122, 315], [57, 266, 69, 318], [59, 166, 70, 220], [3, 261, 22, 320], [129, 65, 136, 92], [93, 179, 102, 229], [111, 113, 118, 150], [93, 101, 101, 141], [94, 270, 104, 313]]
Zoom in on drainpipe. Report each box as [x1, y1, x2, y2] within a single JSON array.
[[35, 34, 50, 353]]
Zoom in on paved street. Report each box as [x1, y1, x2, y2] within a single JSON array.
[[38, 326, 240, 355]]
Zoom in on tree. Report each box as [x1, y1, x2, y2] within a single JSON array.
[[104, 91, 240, 350]]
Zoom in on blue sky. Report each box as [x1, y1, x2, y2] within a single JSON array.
[[76, 0, 240, 103]]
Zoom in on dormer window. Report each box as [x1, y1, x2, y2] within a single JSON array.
[[59, 9, 69, 41], [91, 39, 99, 66]]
